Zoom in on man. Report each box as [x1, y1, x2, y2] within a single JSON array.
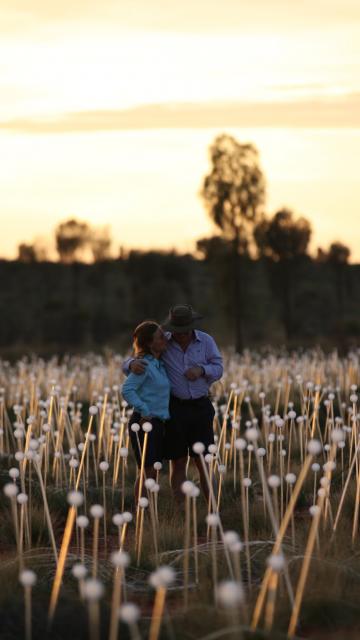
[[122, 304, 223, 501]]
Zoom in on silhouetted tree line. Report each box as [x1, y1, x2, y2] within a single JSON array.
[[18, 219, 112, 264], [1, 250, 359, 354], [10, 132, 356, 353]]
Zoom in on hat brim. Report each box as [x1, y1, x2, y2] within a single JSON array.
[[161, 313, 203, 333]]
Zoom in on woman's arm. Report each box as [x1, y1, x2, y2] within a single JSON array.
[[122, 370, 151, 417]]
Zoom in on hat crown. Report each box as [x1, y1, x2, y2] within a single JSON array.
[[162, 304, 203, 331], [170, 305, 194, 326]]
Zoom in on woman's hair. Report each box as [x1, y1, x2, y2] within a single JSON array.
[[133, 321, 159, 357]]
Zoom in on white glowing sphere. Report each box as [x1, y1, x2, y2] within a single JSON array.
[[19, 570, 37, 587], [223, 531, 240, 547], [323, 461, 336, 472], [122, 511, 133, 523], [217, 580, 244, 607], [206, 513, 220, 527], [267, 554, 285, 572], [83, 578, 104, 601], [191, 486, 200, 498], [112, 513, 124, 527], [268, 475, 281, 488], [307, 439, 322, 455], [118, 603, 140, 624], [90, 504, 104, 519], [192, 442, 205, 455], [149, 566, 176, 589], [181, 481, 194, 496], [3, 483, 18, 498], [72, 563, 88, 580], [111, 551, 130, 568], [235, 438, 246, 451], [67, 491, 84, 507], [76, 515, 89, 529]]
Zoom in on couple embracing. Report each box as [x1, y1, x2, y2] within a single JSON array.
[[122, 304, 223, 503]]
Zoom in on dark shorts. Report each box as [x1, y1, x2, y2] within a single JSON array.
[[128, 412, 166, 468], [164, 395, 215, 461]]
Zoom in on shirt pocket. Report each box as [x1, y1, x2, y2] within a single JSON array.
[[188, 345, 206, 368]]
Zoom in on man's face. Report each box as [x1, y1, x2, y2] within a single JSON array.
[[172, 330, 193, 348]]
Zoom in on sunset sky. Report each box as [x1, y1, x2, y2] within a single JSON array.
[[1, 0, 359, 260]]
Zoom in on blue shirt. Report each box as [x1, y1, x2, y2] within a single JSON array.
[[122, 354, 170, 420], [123, 330, 223, 400]]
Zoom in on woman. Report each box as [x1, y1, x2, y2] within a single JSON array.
[[122, 321, 170, 499]]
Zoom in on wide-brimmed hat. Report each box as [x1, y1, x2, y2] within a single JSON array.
[[161, 304, 203, 333]]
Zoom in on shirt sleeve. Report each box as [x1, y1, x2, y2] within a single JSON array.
[[202, 335, 223, 383], [121, 370, 151, 416]]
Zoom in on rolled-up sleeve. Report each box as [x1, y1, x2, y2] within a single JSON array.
[[203, 336, 223, 383], [122, 371, 150, 416]]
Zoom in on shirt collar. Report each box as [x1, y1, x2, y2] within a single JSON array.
[[144, 354, 161, 366], [167, 329, 201, 344]]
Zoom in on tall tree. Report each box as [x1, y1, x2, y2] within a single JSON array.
[[17, 243, 38, 263], [90, 226, 112, 262], [17, 241, 48, 263], [254, 208, 312, 339], [325, 242, 351, 338], [327, 242, 351, 265], [255, 209, 311, 261], [55, 218, 91, 263], [200, 134, 266, 351]]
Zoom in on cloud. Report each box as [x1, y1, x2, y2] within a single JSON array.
[[1, 95, 359, 133], [1, 0, 360, 35]]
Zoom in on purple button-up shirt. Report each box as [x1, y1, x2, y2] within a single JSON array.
[[123, 330, 223, 400]]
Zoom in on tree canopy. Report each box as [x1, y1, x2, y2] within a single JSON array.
[[254, 208, 312, 261], [201, 134, 266, 254]]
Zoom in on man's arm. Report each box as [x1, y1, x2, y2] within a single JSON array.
[[202, 335, 223, 383], [122, 357, 148, 376]]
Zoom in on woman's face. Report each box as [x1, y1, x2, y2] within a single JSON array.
[[150, 327, 168, 354]]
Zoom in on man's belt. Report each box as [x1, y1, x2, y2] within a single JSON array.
[[170, 394, 207, 405]]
